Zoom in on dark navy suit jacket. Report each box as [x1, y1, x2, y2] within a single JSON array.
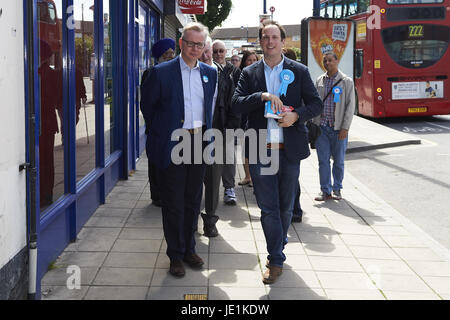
[[232, 57, 323, 163], [140, 56, 218, 169]]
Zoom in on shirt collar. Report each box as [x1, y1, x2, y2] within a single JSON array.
[[180, 55, 200, 71], [263, 56, 285, 72], [326, 71, 339, 80]]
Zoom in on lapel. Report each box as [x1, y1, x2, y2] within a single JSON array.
[[281, 58, 297, 104], [255, 60, 268, 93], [199, 62, 213, 128], [173, 56, 185, 118]]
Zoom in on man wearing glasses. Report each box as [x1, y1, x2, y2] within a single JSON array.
[[141, 22, 217, 278], [230, 54, 241, 69], [212, 40, 241, 207]]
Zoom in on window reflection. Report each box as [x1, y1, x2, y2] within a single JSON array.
[[74, 0, 96, 182], [104, 1, 117, 158], [38, 0, 64, 212], [138, 5, 147, 129]]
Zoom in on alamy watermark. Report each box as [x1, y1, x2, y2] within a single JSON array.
[[171, 128, 281, 175]]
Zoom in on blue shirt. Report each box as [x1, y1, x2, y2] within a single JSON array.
[[263, 57, 285, 143], [180, 56, 205, 129]]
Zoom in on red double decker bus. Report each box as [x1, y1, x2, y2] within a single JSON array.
[[319, 0, 450, 118]]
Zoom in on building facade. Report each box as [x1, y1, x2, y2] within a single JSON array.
[[0, 0, 194, 300], [211, 24, 302, 57]]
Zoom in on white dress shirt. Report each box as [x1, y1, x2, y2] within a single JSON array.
[[180, 56, 205, 129], [263, 56, 285, 144]]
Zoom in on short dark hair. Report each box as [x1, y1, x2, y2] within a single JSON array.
[[283, 48, 297, 60], [324, 52, 338, 60], [259, 20, 286, 41]]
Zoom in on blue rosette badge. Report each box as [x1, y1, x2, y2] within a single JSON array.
[[333, 86, 343, 103], [278, 69, 295, 97]]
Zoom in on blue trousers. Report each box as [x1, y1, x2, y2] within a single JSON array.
[[249, 150, 300, 267], [316, 125, 348, 194]]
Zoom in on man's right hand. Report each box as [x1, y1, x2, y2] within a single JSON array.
[[261, 93, 283, 114]]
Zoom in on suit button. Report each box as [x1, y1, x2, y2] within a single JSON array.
[[181, 120, 184, 123]]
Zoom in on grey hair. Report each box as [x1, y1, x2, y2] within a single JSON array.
[[182, 22, 209, 40], [212, 39, 226, 48], [205, 36, 213, 47]]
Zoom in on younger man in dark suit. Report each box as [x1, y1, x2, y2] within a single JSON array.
[[232, 20, 323, 284]]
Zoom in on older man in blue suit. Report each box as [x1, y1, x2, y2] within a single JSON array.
[[232, 20, 323, 284], [141, 22, 217, 278]]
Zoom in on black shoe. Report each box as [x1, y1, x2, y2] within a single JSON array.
[[200, 213, 219, 237], [291, 215, 302, 223], [169, 260, 185, 277], [183, 254, 204, 269], [203, 224, 218, 237]]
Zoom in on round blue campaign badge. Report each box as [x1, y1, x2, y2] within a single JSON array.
[[333, 86, 343, 103], [203, 75, 209, 83], [278, 69, 295, 96]]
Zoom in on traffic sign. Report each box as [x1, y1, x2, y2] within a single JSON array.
[[270, 6, 275, 13]]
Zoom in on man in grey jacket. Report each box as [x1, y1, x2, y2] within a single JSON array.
[[313, 52, 355, 201]]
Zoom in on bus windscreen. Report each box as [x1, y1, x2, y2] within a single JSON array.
[[382, 24, 449, 68], [387, 0, 443, 4]]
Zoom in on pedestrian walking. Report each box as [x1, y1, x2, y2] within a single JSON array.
[[212, 40, 241, 206], [232, 20, 323, 284], [140, 23, 217, 278], [312, 52, 356, 201], [140, 38, 176, 207], [199, 38, 240, 237]]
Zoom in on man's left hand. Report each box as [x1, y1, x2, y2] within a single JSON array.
[[339, 129, 349, 140], [278, 112, 299, 128]]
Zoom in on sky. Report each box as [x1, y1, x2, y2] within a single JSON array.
[[220, 0, 315, 28]]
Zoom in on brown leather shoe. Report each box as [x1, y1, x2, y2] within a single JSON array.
[[183, 254, 204, 269], [262, 266, 283, 284], [169, 260, 185, 277]]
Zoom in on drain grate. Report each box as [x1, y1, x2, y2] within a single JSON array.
[[184, 294, 208, 300]]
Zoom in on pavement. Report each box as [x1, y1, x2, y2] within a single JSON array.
[[41, 117, 450, 300]]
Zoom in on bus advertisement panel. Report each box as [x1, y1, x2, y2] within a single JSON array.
[[301, 17, 355, 85], [318, 0, 450, 118]]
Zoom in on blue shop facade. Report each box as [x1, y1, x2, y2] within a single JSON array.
[[19, 0, 194, 299]]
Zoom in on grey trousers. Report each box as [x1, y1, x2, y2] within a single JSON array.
[[221, 143, 236, 189], [204, 163, 224, 217]]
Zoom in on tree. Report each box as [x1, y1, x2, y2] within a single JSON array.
[[196, 0, 232, 32]]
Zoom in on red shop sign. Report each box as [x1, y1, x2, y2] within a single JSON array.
[[178, 0, 206, 15]]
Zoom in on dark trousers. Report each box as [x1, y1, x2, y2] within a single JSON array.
[[249, 150, 300, 267], [159, 132, 207, 261], [146, 138, 161, 202], [293, 181, 303, 217], [159, 162, 206, 261]]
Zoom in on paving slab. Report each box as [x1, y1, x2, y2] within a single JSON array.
[[39, 148, 450, 300]]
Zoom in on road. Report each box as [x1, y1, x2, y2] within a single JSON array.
[[345, 115, 450, 250]]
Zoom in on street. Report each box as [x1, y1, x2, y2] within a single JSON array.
[[345, 115, 450, 250]]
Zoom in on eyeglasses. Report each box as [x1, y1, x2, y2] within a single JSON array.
[[213, 49, 226, 54], [182, 38, 205, 49]]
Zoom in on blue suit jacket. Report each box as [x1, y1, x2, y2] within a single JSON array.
[[140, 56, 217, 169], [232, 57, 323, 163]]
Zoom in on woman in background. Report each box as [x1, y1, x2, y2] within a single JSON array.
[[237, 51, 260, 188]]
